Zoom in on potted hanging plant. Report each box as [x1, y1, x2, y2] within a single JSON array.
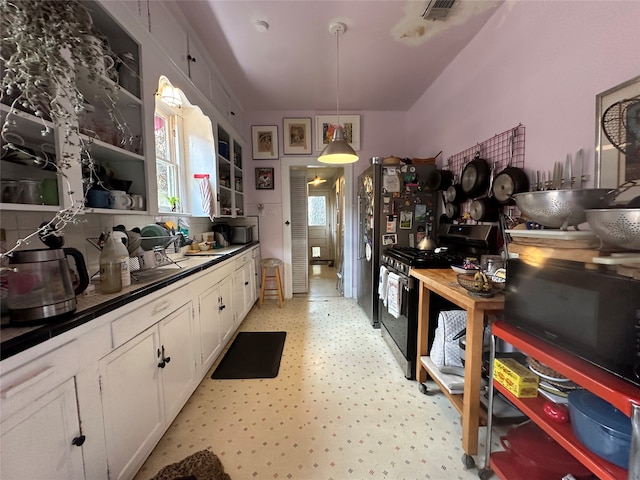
[[0, 0, 128, 256]]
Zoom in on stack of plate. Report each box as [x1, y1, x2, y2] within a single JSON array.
[[526, 356, 581, 404]]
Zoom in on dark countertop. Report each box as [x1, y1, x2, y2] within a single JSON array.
[[1, 242, 259, 361]]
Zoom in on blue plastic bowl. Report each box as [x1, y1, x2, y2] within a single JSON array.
[[567, 390, 631, 469]]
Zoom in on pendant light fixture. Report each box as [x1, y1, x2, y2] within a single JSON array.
[[307, 175, 327, 186], [318, 22, 359, 164]]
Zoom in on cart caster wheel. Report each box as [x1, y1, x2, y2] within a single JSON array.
[[462, 453, 476, 469], [418, 383, 428, 394], [478, 467, 493, 479]]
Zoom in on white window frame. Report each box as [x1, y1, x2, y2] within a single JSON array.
[[155, 102, 186, 213]]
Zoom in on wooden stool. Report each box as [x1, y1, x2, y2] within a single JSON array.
[[259, 258, 284, 308]]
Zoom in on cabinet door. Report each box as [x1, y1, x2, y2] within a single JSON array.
[[159, 303, 197, 421], [234, 262, 254, 323], [219, 276, 235, 344], [1, 378, 84, 480], [148, 1, 189, 77], [186, 36, 212, 100], [99, 326, 164, 480], [199, 283, 222, 369]]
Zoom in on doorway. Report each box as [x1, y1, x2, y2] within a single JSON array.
[[281, 159, 353, 300]]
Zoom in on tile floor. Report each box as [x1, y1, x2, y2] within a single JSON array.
[[134, 265, 503, 480]]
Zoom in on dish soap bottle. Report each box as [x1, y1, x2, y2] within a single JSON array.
[[100, 234, 123, 294]]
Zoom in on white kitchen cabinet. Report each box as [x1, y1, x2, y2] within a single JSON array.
[[99, 302, 196, 480], [147, 2, 212, 102], [252, 246, 261, 303], [99, 325, 164, 480], [198, 283, 223, 369], [233, 251, 256, 325], [1, 378, 85, 480], [219, 276, 235, 346], [0, 1, 147, 214], [121, 0, 150, 32], [217, 125, 245, 217]]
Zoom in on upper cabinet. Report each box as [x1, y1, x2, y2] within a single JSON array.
[[1, 0, 148, 214], [217, 125, 244, 217]]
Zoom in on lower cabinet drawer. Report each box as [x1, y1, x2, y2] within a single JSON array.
[[111, 288, 189, 348]]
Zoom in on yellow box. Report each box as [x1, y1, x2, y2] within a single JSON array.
[[494, 358, 539, 398]]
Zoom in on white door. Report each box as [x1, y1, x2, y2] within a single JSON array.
[[219, 276, 235, 344], [281, 159, 354, 299], [100, 327, 164, 480], [290, 171, 309, 293], [159, 303, 197, 421], [199, 283, 222, 369], [1, 379, 84, 480], [308, 191, 333, 262]]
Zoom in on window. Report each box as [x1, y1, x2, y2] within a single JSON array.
[[155, 103, 184, 211], [308, 195, 327, 226]]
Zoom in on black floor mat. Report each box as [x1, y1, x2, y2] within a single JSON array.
[[211, 331, 286, 379]]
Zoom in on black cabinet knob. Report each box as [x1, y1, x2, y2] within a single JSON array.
[[244, 281, 249, 286], [164, 356, 171, 364], [158, 361, 166, 368], [72, 435, 86, 447], [187, 54, 196, 63]]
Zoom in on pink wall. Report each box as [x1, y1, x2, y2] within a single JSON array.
[[405, 0, 640, 180], [244, 111, 407, 266], [245, 0, 640, 294]]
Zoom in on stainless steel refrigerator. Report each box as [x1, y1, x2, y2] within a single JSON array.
[[356, 157, 438, 327]]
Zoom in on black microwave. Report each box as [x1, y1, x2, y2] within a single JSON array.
[[504, 258, 640, 387]]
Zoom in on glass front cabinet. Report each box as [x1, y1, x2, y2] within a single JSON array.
[[216, 125, 244, 217], [1, 1, 146, 214]]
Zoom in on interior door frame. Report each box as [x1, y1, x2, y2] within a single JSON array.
[[281, 158, 353, 299]]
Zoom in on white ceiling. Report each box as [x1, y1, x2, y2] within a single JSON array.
[[176, 0, 503, 112]]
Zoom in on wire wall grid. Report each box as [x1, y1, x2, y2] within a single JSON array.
[[446, 124, 526, 218], [446, 124, 526, 179]]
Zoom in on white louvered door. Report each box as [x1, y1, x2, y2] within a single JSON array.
[[290, 172, 308, 293]]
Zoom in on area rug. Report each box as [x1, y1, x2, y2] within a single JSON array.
[[211, 331, 286, 379], [150, 449, 230, 480]]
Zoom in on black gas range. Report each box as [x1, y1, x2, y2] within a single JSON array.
[[378, 224, 499, 379]]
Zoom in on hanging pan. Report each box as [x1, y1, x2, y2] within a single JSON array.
[[470, 164, 501, 222], [444, 200, 460, 220], [461, 152, 490, 198], [427, 168, 453, 191], [493, 129, 529, 204], [444, 175, 466, 204]]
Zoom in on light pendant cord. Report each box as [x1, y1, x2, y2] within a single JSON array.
[[336, 28, 340, 124]]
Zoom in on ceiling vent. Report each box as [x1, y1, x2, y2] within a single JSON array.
[[421, 0, 456, 21]]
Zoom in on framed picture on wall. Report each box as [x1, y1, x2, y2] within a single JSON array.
[[255, 167, 274, 190], [315, 115, 360, 152], [252, 125, 278, 159], [283, 117, 312, 155]]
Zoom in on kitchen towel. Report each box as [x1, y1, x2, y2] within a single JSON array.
[[386, 272, 402, 318], [378, 265, 389, 302], [197, 175, 215, 221]]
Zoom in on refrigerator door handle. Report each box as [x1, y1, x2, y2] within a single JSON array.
[[357, 195, 365, 260]]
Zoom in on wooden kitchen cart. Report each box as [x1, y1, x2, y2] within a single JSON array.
[[410, 268, 505, 467], [483, 321, 640, 480]]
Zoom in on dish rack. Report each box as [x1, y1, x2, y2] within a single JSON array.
[[86, 236, 182, 275]]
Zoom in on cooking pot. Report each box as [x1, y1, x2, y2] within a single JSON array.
[[461, 153, 490, 198], [6, 248, 89, 324], [568, 389, 632, 468]]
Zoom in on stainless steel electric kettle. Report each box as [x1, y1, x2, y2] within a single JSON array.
[[7, 247, 89, 324]]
